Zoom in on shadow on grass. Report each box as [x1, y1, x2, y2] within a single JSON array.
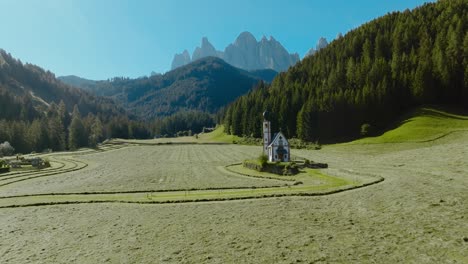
[[349, 106, 468, 143]]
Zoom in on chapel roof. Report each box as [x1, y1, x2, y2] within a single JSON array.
[[267, 131, 288, 148]]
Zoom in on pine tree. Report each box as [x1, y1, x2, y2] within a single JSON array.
[[28, 119, 49, 152], [88, 116, 103, 148], [68, 105, 87, 150]]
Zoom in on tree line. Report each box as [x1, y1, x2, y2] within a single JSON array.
[[152, 110, 215, 137], [0, 88, 215, 154], [224, 0, 467, 142], [0, 98, 154, 154]]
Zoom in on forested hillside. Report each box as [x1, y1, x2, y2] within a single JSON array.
[[60, 57, 271, 119], [0, 50, 151, 154], [224, 0, 467, 142], [0, 50, 125, 118]]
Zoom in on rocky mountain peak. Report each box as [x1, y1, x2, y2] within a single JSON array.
[[171, 31, 299, 72], [192, 37, 218, 62], [201, 37, 213, 48], [304, 37, 329, 59], [171, 49, 191, 70], [236, 31, 256, 43], [316, 37, 329, 50]]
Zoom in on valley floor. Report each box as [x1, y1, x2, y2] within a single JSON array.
[[0, 130, 467, 263]]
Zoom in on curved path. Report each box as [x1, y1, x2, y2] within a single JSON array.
[[0, 144, 384, 208], [0, 157, 87, 187]]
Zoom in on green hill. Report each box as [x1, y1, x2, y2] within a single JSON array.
[[350, 107, 468, 144]]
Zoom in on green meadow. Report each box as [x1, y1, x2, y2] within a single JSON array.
[[0, 107, 467, 263]]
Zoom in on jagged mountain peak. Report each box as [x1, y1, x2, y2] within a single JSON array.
[[235, 31, 257, 45], [171, 31, 299, 72], [191, 37, 219, 62], [201, 37, 214, 48], [171, 49, 192, 70]]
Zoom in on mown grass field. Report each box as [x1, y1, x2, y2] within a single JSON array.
[[0, 107, 467, 263], [111, 125, 239, 145]]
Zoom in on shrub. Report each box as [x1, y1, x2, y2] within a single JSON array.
[[283, 162, 298, 175], [314, 140, 322, 150], [236, 136, 262, 146], [0, 141, 15, 157], [243, 160, 263, 172], [258, 154, 268, 167], [360, 123, 374, 137], [41, 160, 51, 169], [0, 159, 10, 173]]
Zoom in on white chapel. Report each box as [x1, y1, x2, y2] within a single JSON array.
[[262, 111, 290, 162]]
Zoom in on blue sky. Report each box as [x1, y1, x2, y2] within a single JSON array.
[[0, 0, 433, 80]]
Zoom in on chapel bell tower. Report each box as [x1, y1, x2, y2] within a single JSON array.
[[263, 111, 271, 154]]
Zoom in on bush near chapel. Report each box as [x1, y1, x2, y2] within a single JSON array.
[[0, 159, 10, 173], [243, 154, 299, 175]]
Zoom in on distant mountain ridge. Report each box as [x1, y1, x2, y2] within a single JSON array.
[[57, 75, 96, 89], [60, 57, 277, 119], [171, 32, 300, 72]]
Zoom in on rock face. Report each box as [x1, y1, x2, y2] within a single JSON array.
[[223, 32, 259, 70], [170, 32, 299, 72], [304, 37, 329, 58], [225, 32, 299, 72], [304, 48, 316, 57], [171, 50, 191, 70], [192, 37, 218, 61], [316, 37, 329, 50]]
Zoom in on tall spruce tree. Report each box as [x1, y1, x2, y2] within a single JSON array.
[[89, 116, 103, 148], [68, 105, 87, 150]]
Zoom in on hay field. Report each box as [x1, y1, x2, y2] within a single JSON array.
[[0, 145, 292, 197], [0, 108, 467, 263]]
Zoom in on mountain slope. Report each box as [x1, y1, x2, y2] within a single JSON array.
[[0, 49, 125, 118], [223, 0, 467, 142], [57, 75, 98, 91], [61, 57, 269, 119], [248, 69, 278, 83]]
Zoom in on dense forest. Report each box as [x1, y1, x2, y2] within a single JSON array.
[[59, 57, 274, 119], [0, 90, 153, 154], [224, 0, 467, 142], [152, 111, 215, 137], [0, 50, 153, 155]]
